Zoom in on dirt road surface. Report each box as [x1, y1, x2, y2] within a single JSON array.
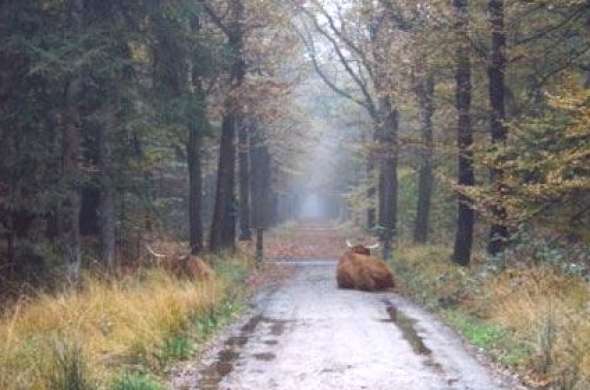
[[173, 260, 522, 390]]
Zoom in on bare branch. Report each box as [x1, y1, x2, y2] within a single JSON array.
[[297, 3, 377, 116], [292, 22, 373, 113], [313, 2, 376, 82], [197, 0, 232, 37]]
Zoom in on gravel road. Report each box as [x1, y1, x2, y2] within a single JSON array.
[[172, 260, 522, 390]]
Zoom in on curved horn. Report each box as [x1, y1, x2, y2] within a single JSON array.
[[145, 244, 166, 258], [366, 242, 380, 250], [346, 240, 354, 248]]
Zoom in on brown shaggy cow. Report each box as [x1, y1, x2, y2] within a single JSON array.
[[336, 241, 394, 291], [146, 244, 215, 281]]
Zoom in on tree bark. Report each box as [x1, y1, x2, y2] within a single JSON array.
[[210, 110, 238, 251], [187, 16, 204, 256], [367, 158, 377, 229], [487, 0, 509, 255], [250, 128, 271, 232], [452, 0, 475, 266], [188, 119, 204, 255], [60, 0, 85, 281], [97, 118, 115, 269], [209, 0, 245, 252], [255, 227, 264, 264], [377, 97, 398, 261], [238, 120, 252, 241], [414, 74, 435, 244]]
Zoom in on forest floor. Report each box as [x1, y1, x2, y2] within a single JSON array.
[[171, 224, 524, 390]]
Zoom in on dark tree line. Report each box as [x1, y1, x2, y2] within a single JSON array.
[[0, 0, 294, 285]]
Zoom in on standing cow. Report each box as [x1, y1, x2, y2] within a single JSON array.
[[337, 240, 395, 291]]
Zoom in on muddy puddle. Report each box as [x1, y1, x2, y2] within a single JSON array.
[[253, 352, 276, 361], [381, 299, 432, 356], [197, 315, 289, 389], [380, 299, 447, 374]]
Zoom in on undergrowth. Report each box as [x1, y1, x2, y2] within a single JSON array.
[[0, 252, 254, 390], [391, 243, 590, 389]]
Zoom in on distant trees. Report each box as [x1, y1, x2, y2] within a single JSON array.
[[294, 0, 590, 265], [295, 0, 401, 259]]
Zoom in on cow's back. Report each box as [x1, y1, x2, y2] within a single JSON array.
[[336, 251, 394, 291], [336, 251, 357, 289]]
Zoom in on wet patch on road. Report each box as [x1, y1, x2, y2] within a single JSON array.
[[382, 301, 432, 356], [381, 299, 447, 374], [225, 336, 249, 347], [197, 315, 263, 389], [197, 315, 289, 389], [266, 318, 289, 336], [241, 314, 264, 333], [253, 352, 276, 361]]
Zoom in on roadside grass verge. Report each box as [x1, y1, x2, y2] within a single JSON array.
[[0, 252, 254, 389], [391, 243, 590, 389]]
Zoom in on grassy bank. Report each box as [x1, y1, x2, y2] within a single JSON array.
[[0, 253, 255, 389], [391, 244, 590, 389]]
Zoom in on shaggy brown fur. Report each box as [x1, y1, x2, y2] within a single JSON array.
[[337, 249, 394, 291], [145, 243, 215, 281], [172, 255, 215, 281]]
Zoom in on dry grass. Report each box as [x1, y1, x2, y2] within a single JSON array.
[[0, 255, 251, 390], [482, 268, 590, 387], [392, 243, 590, 389]]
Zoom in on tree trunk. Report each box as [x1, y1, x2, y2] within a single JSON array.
[[238, 120, 252, 241], [250, 128, 271, 233], [60, 0, 85, 281], [255, 227, 264, 264], [452, 0, 475, 266], [188, 120, 204, 255], [367, 158, 377, 229], [97, 119, 115, 269], [414, 74, 435, 244], [487, 0, 509, 255], [377, 98, 398, 261], [187, 16, 204, 256], [209, 0, 245, 252], [210, 111, 238, 251]]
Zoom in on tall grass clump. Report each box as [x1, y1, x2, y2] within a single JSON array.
[[392, 242, 590, 389], [0, 255, 251, 390]]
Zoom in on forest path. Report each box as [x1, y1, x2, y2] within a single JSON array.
[[172, 260, 519, 390]]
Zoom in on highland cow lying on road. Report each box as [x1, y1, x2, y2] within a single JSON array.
[[336, 241, 394, 292]]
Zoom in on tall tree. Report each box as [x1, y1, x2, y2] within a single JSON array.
[[487, 0, 509, 255], [376, 97, 398, 260], [413, 73, 435, 244], [207, 0, 246, 252], [187, 16, 207, 255], [61, 0, 86, 280], [97, 109, 116, 268], [452, 0, 475, 266], [187, 100, 205, 255], [238, 119, 252, 241], [250, 127, 272, 262]]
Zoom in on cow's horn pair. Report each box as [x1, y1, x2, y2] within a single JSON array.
[[345, 240, 381, 249]]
